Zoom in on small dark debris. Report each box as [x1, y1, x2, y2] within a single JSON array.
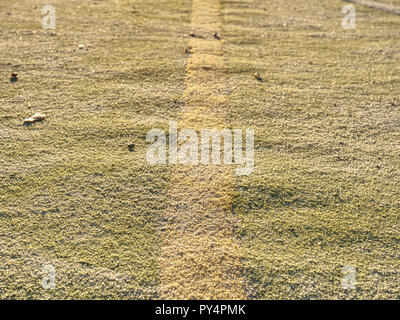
[[23, 113, 46, 126], [290, 228, 298, 237], [202, 66, 211, 71], [254, 72, 263, 82], [189, 32, 204, 38], [185, 46, 193, 54], [10, 73, 18, 82], [128, 143, 135, 152], [213, 32, 221, 40]]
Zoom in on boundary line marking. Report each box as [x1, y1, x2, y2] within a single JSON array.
[[159, 0, 246, 299]]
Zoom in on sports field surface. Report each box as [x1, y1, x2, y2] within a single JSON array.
[[0, 0, 399, 299]]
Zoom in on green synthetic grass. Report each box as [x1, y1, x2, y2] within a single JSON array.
[[1, 0, 399, 299], [222, 0, 400, 299], [0, 0, 190, 299]]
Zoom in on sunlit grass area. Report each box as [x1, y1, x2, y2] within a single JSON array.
[[0, 0, 189, 299], [223, 0, 400, 299], [0, 0, 399, 299]]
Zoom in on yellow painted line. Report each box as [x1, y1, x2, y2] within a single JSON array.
[[159, 0, 246, 299]]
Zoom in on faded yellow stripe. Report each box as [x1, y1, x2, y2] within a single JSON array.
[[159, 0, 246, 299]]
